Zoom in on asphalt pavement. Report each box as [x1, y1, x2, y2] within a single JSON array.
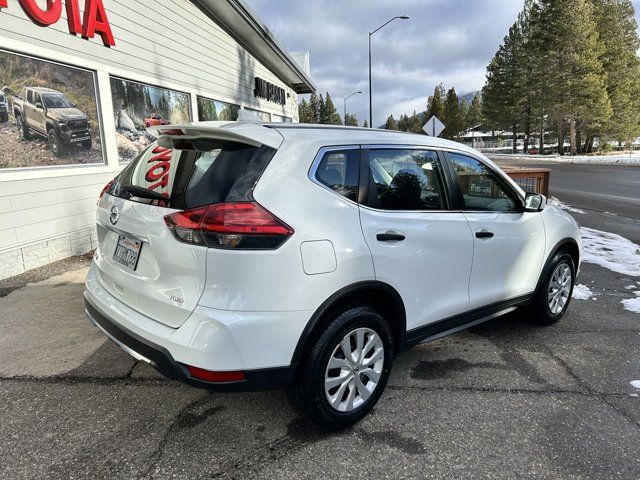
[[1, 162, 639, 479]]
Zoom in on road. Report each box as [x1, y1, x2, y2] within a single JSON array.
[[493, 157, 640, 243], [0, 163, 639, 479], [493, 157, 640, 217]]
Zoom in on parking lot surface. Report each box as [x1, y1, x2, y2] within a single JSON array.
[[1, 186, 639, 479]]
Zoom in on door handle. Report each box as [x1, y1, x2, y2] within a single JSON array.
[[475, 230, 494, 239], [376, 232, 406, 242]]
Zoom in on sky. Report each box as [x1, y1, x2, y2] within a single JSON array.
[[245, 0, 640, 127]]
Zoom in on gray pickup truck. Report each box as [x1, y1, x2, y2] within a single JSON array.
[[0, 92, 8, 123], [13, 87, 92, 156]]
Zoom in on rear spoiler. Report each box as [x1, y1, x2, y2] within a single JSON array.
[[149, 122, 283, 150]]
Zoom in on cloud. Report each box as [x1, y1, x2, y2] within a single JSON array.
[[246, 0, 640, 127]]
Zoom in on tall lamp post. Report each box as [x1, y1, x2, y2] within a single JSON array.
[[369, 15, 409, 128], [343, 90, 362, 125]]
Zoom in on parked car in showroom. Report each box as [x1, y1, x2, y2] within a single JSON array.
[[85, 122, 581, 430], [144, 113, 170, 127], [0, 92, 8, 123], [13, 86, 92, 156]]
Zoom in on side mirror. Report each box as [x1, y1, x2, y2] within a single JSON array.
[[524, 192, 546, 212], [35, 102, 43, 109]]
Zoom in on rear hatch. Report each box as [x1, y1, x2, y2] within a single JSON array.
[[94, 123, 282, 328]]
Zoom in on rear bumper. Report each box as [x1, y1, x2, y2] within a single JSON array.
[[85, 299, 294, 391]]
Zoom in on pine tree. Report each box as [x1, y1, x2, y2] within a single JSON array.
[[298, 98, 315, 123], [541, 0, 612, 155], [318, 92, 342, 125], [385, 115, 399, 130], [363, 119, 369, 128], [397, 114, 410, 132], [344, 113, 358, 126], [482, 21, 527, 152], [442, 88, 464, 140], [426, 84, 445, 121], [591, 0, 640, 145], [308, 93, 321, 123]]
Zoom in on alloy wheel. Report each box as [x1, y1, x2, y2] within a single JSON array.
[[547, 262, 572, 315], [324, 327, 384, 412]]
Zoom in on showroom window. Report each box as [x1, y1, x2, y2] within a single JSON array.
[[197, 96, 240, 121], [110, 77, 191, 163], [0, 50, 105, 169], [366, 149, 445, 211], [272, 113, 293, 123], [245, 108, 271, 122], [447, 152, 518, 212]]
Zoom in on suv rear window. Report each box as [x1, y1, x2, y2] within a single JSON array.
[[107, 141, 276, 209]]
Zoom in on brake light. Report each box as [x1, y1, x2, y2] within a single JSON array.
[[186, 365, 245, 383], [164, 201, 293, 249], [98, 179, 115, 204]]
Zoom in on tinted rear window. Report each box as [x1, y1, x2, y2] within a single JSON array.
[[107, 141, 276, 209]]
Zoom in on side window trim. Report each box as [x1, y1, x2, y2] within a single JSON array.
[[359, 145, 453, 212], [443, 150, 523, 213], [308, 145, 361, 204]]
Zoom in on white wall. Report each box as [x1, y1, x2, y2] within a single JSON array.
[[0, 0, 300, 279]]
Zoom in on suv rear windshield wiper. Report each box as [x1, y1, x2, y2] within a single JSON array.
[[119, 185, 168, 202]]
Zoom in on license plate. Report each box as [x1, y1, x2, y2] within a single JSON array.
[[113, 234, 142, 271]]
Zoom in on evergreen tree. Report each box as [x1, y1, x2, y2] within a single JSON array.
[[318, 92, 342, 125], [363, 119, 369, 128], [542, 0, 611, 155], [298, 98, 316, 123], [397, 114, 410, 132], [308, 93, 321, 123], [442, 88, 464, 140], [467, 92, 483, 130], [344, 113, 358, 126], [590, 0, 640, 145], [426, 84, 446, 121], [385, 115, 399, 130]]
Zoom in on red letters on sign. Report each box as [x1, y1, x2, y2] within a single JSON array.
[[1, 0, 115, 47], [82, 0, 115, 47], [147, 147, 173, 193], [19, 0, 62, 26], [65, 0, 82, 35]]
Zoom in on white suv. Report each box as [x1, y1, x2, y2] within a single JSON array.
[[84, 122, 581, 430]]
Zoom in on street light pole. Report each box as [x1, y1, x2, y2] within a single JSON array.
[[368, 15, 409, 128], [343, 90, 362, 125]]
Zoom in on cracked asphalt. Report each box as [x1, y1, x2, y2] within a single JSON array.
[[1, 164, 639, 479]]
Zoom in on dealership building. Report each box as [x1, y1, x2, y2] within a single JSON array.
[[0, 0, 314, 279]]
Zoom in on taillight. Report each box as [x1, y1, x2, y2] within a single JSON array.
[[164, 201, 293, 249]]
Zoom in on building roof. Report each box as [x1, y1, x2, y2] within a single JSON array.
[[190, 0, 316, 94]]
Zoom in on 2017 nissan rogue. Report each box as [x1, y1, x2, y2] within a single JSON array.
[[84, 121, 581, 430]]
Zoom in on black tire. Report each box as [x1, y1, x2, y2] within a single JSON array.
[[0, 113, 7, 123], [48, 129, 66, 157], [17, 115, 31, 139], [527, 252, 575, 325], [287, 306, 394, 431], [82, 138, 92, 150]]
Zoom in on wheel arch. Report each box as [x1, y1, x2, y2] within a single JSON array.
[[290, 281, 406, 377], [535, 237, 580, 294]]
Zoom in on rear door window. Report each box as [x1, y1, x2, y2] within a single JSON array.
[[365, 149, 446, 210], [108, 141, 276, 209]]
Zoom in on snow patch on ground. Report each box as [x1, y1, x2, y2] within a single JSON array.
[[622, 297, 640, 313], [630, 380, 640, 389], [580, 227, 640, 277], [549, 197, 585, 214], [624, 285, 638, 290], [572, 284, 594, 300]]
